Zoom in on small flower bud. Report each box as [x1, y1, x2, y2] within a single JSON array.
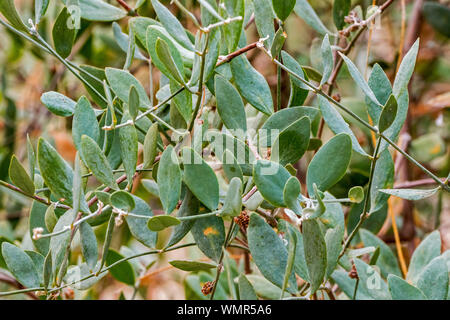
[[112, 207, 128, 227]]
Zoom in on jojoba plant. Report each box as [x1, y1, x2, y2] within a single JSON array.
[[0, 0, 449, 301]]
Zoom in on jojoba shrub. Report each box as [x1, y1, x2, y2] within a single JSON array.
[[0, 0, 449, 300]]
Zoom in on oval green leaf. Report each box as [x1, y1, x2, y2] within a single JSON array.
[[182, 147, 219, 211], [110, 190, 135, 212], [52, 7, 75, 59], [169, 260, 217, 272], [302, 218, 327, 293], [271, 116, 310, 165], [147, 215, 181, 232], [105, 249, 136, 286], [253, 160, 292, 207], [9, 155, 35, 195], [214, 75, 247, 132], [40, 91, 76, 117], [143, 123, 159, 169], [247, 213, 297, 292], [37, 138, 74, 205]]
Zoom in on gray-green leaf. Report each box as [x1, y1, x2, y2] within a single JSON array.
[[388, 274, 427, 300], [379, 187, 440, 201], [72, 96, 100, 152], [320, 34, 333, 86], [360, 229, 401, 278], [393, 39, 419, 97], [378, 95, 398, 133], [271, 116, 311, 165], [238, 274, 258, 300], [40, 91, 76, 117], [151, 0, 194, 51], [247, 213, 296, 292], [190, 215, 225, 262], [156, 37, 186, 85], [0, 0, 28, 32], [147, 215, 181, 232], [79, 222, 98, 270], [333, 0, 351, 30], [416, 257, 448, 300], [182, 147, 219, 211], [294, 0, 332, 35], [272, 0, 296, 21], [169, 260, 216, 272], [221, 177, 243, 217], [143, 123, 159, 169], [253, 160, 292, 207], [339, 52, 381, 107], [407, 231, 441, 283], [106, 249, 136, 286], [119, 112, 138, 184], [52, 7, 75, 59], [319, 96, 368, 156], [105, 67, 151, 109], [37, 138, 74, 206], [111, 190, 135, 212], [354, 258, 391, 300], [126, 195, 157, 248]]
